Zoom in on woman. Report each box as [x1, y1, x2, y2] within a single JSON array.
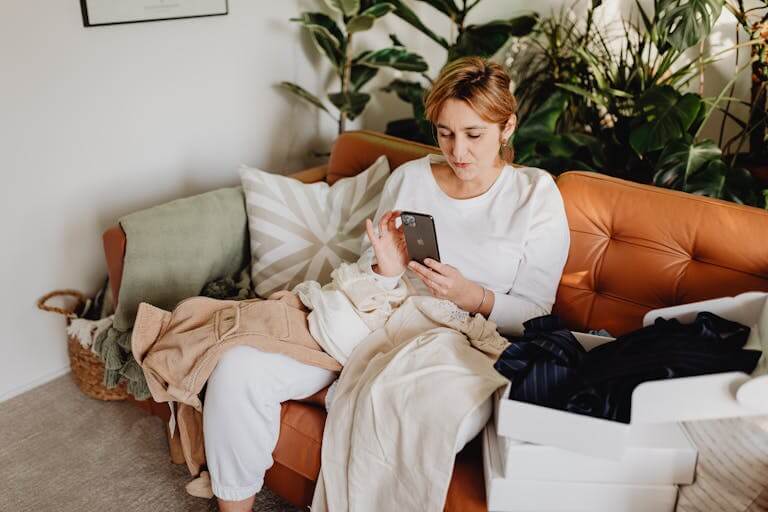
[[203, 57, 570, 511], [362, 58, 569, 335]]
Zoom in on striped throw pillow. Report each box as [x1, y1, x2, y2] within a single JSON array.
[[240, 155, 390, 298]]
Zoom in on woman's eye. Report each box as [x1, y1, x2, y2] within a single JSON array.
[[467, 133, 481, 139], [438, 132, 452, 138]]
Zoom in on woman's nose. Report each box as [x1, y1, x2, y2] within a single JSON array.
[[452, 137, 467, 160]]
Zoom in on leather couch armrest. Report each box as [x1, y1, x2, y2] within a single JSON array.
[[103, 224, 126, 305], [289, 164, 328, 184]]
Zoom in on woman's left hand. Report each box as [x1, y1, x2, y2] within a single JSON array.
[[408, 259, 484, 313]]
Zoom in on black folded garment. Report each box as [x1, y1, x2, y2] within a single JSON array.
[[494, 313, 761, 423]]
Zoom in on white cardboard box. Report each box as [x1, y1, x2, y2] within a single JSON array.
[[492, 419, 697, 485], [482, 422, 679, 512], [495, 292, 768, 459]]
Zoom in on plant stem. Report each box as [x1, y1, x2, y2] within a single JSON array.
[[719, 27, 740, 150], [699, 39, 706, 96], [339, 33, 354, 134], [729, 81, 767, 166], [697, 57, 756, 140]]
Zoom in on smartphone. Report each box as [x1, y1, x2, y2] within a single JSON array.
[[400, 211, 441, 264]]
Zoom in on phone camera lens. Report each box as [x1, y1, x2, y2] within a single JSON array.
[[402, 214, 415, 227]]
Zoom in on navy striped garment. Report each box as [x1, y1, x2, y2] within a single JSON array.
[[494, 313, 761, 423]]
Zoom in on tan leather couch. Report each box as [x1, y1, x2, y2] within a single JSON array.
[[102, 130, 768, 511]]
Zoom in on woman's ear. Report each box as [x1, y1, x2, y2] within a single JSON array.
[[501, 114, 517, 143]]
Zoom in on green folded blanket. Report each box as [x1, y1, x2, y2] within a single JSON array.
[[94, 187, 251, 399]]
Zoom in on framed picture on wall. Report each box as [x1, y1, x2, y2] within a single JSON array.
[[80, 0, 228, 27]]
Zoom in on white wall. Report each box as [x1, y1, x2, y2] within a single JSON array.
[[0, 0, 750, 401], [0, 1, 343, 401]]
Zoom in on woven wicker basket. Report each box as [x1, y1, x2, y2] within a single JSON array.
[[37, 289, 128, 401]]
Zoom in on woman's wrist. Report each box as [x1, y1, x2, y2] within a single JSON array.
[[468, 283, 494, 317], [474, 287, 489, 314], [460, 283, 484, 314]]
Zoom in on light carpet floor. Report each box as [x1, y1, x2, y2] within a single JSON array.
[[4, 374, 768, 512], [0, 374, 301, 512]]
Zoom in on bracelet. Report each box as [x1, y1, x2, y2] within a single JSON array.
[[474, 287, 488, 314]]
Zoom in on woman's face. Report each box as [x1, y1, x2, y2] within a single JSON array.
[[435, 98, 514, 182]]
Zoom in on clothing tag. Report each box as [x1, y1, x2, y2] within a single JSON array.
[[168, 401, 177, 438]]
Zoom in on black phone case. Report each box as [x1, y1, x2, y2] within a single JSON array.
[[401, 211, 441, 264]]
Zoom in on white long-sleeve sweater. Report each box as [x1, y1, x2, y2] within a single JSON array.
[[359, 154, 570, 336]]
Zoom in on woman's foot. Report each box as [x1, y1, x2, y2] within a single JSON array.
[[217, 495, 255, 512], [185, 471, 213, 499]]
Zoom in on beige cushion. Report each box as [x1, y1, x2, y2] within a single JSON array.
[[240, 155, 389, 298]]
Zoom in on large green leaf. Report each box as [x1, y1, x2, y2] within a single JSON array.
[[324, 0, 360, 16], [414, 0, 459, 17], [382, 79, 427, 117], [346, 2, 396, 32], [279, 81, 333, 115], [556, 83, 609, 107], [359, 47, 428, 72], [386, 117, 436, 145], [291, 13, 345, 69], [328, 91, 372, 120], [684, 158, 727, 196], [384, 0, 449, 48], [562, 132, 607, 169], [629, 86, 703, 154], [656, 0, 724, 50], [360, 2, 397, 17], [350, 63, 379, 91], [382, 78, 431, 142], [513, 93, 570, 166], [346, 15, 375, 33], [515, 92, 569, 141], [653, 138, 723, 192], [449, 16, 538, 61], [512, 95, 607, 173]]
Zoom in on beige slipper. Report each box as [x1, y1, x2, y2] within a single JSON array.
[[185, 470, 214, 499]]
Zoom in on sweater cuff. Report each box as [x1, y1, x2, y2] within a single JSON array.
[[370, 268, 403, 290], [488, 290, 548, 337], [358, 252, 404, 291]]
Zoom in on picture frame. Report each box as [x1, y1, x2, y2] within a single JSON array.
[[80, 0, 228, 27]]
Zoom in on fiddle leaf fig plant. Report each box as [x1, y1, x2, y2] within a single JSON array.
[[281, 1, 427, 134]]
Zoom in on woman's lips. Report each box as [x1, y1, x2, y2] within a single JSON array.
[[454, 162, 471, 168]]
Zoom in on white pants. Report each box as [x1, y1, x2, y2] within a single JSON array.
[[203, 345, 336, 501], [202, 345, 492, 502]]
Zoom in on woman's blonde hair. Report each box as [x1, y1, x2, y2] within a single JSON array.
[[424, 57, 518, 163]]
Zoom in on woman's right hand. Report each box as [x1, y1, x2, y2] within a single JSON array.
[[365, 210, 409, 277]]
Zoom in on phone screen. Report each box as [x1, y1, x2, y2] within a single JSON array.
[[401, 211, 441, 264]]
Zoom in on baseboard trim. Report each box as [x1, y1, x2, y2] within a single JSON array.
[[0, 366, 71, 403]]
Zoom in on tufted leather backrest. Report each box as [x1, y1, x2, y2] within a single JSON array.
[[555, 171, 768, 335], [328, 131, 768, 335]]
